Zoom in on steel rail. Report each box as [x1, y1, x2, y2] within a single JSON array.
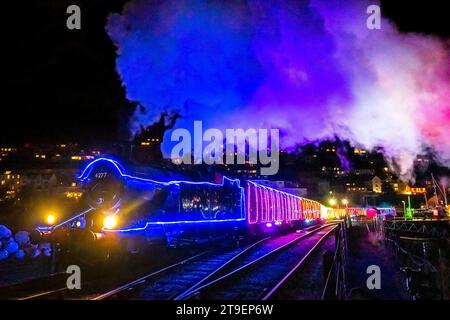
[[262, 225, 337, 300], [92, 250, 209, 300], [174, 224, 329, 300], [179, 224, 337, 300]]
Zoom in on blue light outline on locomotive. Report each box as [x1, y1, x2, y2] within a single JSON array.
[[78, 157, 242, 187], [79, 158, 246, 231], [102, 217, 247, 233]]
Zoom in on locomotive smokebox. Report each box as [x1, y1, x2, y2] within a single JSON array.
[[79, 158, 128, 211]]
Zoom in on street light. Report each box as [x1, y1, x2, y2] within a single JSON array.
[[329, 198, 337, 206], [342, 198, 349, 207]]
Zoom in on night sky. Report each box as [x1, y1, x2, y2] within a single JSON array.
[[2, 0, 449, 145]]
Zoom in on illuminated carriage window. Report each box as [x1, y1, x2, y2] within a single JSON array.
[[292, 196, 297, 221], [301, 200, 305, 219], [313, 201, 320, 218], [278, 192, 283, 222], [257, 184, 263, 223], [303, 199, 307, 219], [298, 198, 302, 219], [285, 194, 290, 222], [292, 198, 298, 220], [261, 187, 269, 222], [287, 195, 291, 222], [287, 196, 294, 221], [265, 188, 271, 223], [277, 192, 281, 222], [285, 194, 289, 222], [307, 200, 312, 219], [290, 196, 295, 220], [313, 202, 318, 218], [259, 186, 264, 223], [261, 186, 266, 222], [275, 190, 281, 221], [246, 183, 255, 224], [287, 194, 292, 222], [308, 200, 312, 219], [270, 189, 275, 222], [257, 185, 263, 223], [286, 195, 291, 222], [247, 183, 258, 224], [275, 190, 280, 222], [302, 199, 307, 219], [290, 196, 296, 221], [346, 207, 364, 216], [256, 184, 261, 223], [292, 197, 298, 220], [288, 195, 292, 221]]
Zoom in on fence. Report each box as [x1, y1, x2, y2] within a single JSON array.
[[321, 220, 348, 300]]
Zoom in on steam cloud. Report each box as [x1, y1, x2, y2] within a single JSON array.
[[106, 0, 450, 179]]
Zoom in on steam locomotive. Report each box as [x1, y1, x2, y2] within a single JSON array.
[[36, 158, 327, 256]]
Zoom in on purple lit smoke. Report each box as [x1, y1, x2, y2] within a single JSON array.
[[106, 0, 450, 179]]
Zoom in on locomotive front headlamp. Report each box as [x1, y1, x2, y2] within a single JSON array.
[[103, 215, 117, 229], [46, 213, 56, 225]]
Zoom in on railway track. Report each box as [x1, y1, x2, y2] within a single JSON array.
[[13, 249, 210, 300], [179, 224, 337, 300], [93, 237, 271, 300], [8, 246, 208, 300], [18, 287, 69, 300], [95, 223, 334, 300], [0, 273, 67, 300]]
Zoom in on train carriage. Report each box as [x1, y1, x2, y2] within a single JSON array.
[[245, 181, 321, 233]]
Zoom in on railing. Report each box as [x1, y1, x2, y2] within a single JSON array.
[[321, 220, 347, 300], [383, 231, 448, 299], [383, 219, 449, 238]]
